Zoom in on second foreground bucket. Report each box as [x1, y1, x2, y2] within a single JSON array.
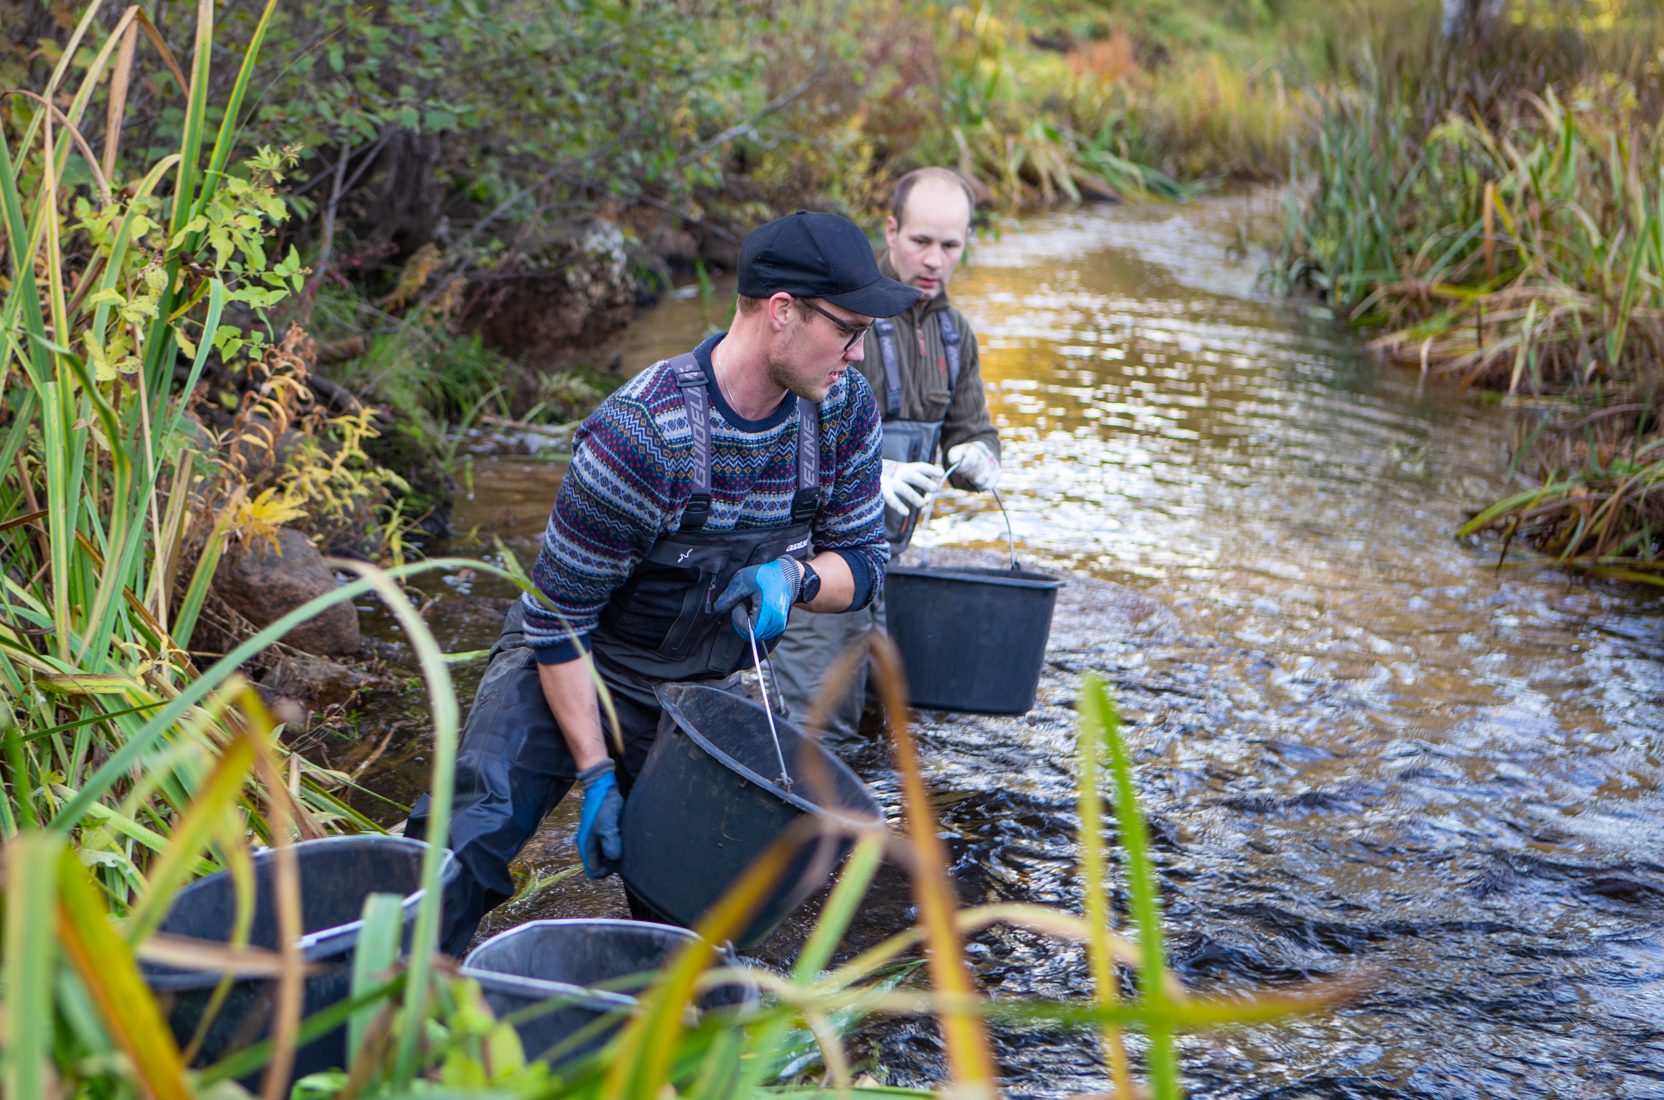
[[885, 564, 1062, 714], [462, 918, 756, 1064], [139, 835, 456, 1084], [620, 682, 883, 946]]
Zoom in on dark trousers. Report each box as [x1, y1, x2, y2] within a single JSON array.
[[407, 611, 666, 957]]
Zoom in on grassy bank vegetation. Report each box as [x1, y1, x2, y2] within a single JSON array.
[[1, 0, 1333, 501], [1274, 0, 1664, 580], [0, 0, 381, 896]]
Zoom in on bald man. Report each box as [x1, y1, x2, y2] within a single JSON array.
[[772, 168, 1003, 744]]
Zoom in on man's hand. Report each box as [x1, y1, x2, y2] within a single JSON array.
[[946, 441, 1000, 492], [576, 761, 624, 879], [880, 459, 946, 515], [713, 557, 803, 641]]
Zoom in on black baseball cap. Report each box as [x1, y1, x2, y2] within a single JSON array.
[[738, 210, 921, 318]]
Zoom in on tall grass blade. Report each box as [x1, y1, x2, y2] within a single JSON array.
[[1076, 676, 1134, 1096], [4, 832, 62, 1099], [870, 634, 997, 1093], [605, 825, 806, 1096], [1083, 673, 1176, 1098], [55, 844, 191, 1100], [728, 833, 887, 1094], [124, 710, 260, 941], [1608, 204, 1653, 368], [348, 892, 406, 1065], [4, 714, 41, 829], [198, 0, 282, 215], [333, 559, 459, 1084], [248, 696, 305, 1100], [169, 0, 214, 239], [795, 832, 885, 981]]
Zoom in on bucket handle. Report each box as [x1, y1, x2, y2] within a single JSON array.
[[911, 458, 960, 570], [990, 486, 1019, 571], [930, 458, 1020, 571], [741, 611, 793, 791]]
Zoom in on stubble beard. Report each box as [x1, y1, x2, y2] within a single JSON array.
[[765, 332, 834, 404]]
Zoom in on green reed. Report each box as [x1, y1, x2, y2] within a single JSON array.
[[1274, 5, 1664, 574], [0, 3, 482, 1090], [0, 0, 349, 879]]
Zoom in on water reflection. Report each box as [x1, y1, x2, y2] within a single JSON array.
[[907, 200, 1664, 1098]]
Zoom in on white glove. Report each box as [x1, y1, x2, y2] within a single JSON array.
[[946, 440, 1000, 492], [880, 459, 945, 515]]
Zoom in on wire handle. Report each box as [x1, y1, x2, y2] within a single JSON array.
[[742, 610, 793, 790], [990, 486, 1018, 570]]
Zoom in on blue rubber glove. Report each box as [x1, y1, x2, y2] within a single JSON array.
[[575, 761, 623, 880], [713, 557, 804, 642]]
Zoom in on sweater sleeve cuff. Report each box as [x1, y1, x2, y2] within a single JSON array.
[[833, 548, 876, 611], [532, 636, 588, 665]]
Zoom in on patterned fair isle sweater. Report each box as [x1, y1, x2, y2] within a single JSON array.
[[523, 332, 889, 664]]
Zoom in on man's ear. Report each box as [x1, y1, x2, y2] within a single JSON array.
[[767, 292, 796, 331], [885, 214, 900, 251]]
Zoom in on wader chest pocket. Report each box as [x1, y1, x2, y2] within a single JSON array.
[[881, 420, 941, 465], [601, 545, 712, 659]]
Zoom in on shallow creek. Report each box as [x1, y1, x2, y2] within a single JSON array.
[[359, 194, 1664, 1098]]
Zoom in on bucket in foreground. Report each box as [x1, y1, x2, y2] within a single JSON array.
[[139, 835, 456, 1083], [462, 918, 755, 1064], [620, 682, 883, 947], [885, 564, 1062, 714]]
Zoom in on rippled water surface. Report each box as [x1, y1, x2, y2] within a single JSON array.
[[370, 196, 1664, 1098]]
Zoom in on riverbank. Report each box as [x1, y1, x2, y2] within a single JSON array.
[[1, 0, 1341, 569], [1272, 2, 1664, 580]]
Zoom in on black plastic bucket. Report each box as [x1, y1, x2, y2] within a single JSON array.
[[461, 918, 756, 1063], [139, 835, 456, 1083], [620, 682, 883, 946], [885, 564, 1062, 714]]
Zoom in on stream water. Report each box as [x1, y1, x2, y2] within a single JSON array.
[[359, 194, 1664, 1098]]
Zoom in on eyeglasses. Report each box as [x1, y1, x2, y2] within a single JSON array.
[[797, 298, 873, 353]]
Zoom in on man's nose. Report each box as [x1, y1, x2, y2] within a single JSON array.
[[844, 337, 866, 363]]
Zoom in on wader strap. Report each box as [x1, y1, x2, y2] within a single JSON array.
[[875, 314, 962, 419], [670, 350, 822, 529], [874, 317, 903, 417], [939, 312, 962, 393], [669, 352, 713, 530], [793, 397, 820, 523]]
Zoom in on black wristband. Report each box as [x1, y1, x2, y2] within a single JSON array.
[[798, 561, 822, 603]]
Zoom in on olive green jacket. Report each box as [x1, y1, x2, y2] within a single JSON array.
[[856, 255, 1001, 490]]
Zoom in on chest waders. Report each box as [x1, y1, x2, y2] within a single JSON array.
[[591, 352, 821, 679], [873, 311, 961, 550], [408, 352, 823, 955]]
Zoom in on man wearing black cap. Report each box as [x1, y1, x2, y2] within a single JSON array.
[[407, 211, 918, 953]]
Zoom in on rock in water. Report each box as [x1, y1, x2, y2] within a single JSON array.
[[212, 528, 361, 658]]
